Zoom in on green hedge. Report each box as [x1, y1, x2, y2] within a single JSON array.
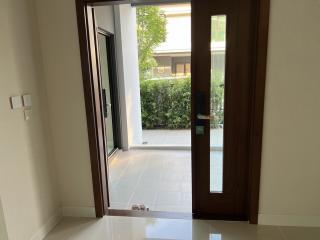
[[140, 78, 191, 129], [140, 77, 224, 129]]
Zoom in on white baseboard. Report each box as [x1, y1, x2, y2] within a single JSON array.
[[258, 214, 320, 227], [30, 210, 62, 240], [62, 207, 96, 218], [0, 198, 9, 240], [29, 207, 95, 240]]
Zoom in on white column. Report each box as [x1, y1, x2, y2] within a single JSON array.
[[114, 4, 143, 149]]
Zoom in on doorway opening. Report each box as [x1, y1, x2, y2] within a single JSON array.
[[95, 3, 195, 214], [76, 0, 270, 223]]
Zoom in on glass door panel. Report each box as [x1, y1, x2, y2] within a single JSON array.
[[98, 33, 115, 155], [210, 15, 226, 193]]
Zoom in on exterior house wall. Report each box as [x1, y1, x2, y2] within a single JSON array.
[[154, 5, 191, 54], [153, 56, 172, 78], [155, 56, 172, 66], [172, 56, 191, 64]]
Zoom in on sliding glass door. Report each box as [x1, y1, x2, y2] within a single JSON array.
[[97, 31, 119, 155]]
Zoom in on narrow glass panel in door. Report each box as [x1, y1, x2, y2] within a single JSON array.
[[98, 33, 115, 155], [210, 15, 226, 193]]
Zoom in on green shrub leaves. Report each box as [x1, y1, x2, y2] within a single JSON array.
[[140, 77, 224, 129], [140, 78, 191, 129]]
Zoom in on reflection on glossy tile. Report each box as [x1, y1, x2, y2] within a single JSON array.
[[44, 216, 320, 240], [130, 188, 157, 206], [156, 191, 182, 205], [280, 226, 320, 240], [142, 129, 223, 147]]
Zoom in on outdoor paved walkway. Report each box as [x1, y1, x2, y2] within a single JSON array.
[[108, 149, 222, 213], [141, 129, 223, 147]]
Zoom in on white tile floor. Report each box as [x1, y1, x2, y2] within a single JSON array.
[[141, 129, 223, 147], [44, 216, 320, 240], [108, 149, 223, 212]]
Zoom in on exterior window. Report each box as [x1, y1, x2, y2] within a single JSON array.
[[185, 63, 191, 75], [175, 63, 191, 76], [176, 64, 185, 76], [157, 66, 165, 74]]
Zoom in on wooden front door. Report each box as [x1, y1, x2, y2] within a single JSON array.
[[192, 0, 257, 220]]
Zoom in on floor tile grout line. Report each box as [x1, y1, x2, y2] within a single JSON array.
[[110, 153, 137, 208], [126, 154, 151, 209], [109, 154, 132, 187], [277, 226, 288, 240], [109, 150, 193, 212]]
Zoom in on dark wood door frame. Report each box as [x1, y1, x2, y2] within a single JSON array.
[[75, 0, 270, 223]]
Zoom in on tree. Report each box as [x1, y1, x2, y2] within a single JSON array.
[[136, 6, 166, 80]]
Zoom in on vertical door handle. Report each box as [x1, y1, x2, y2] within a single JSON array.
[[102, 89, 108, 117]]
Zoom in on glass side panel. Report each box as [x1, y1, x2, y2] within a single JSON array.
[[98, 34, 115, 155], [210, 15, 226, 193]]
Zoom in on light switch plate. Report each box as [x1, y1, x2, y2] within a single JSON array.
[[10, 96, 23, 109], [22, 94, 32, 107]]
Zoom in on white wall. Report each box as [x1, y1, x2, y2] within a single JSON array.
[[34, 0, 95, 215], [114, 5, 143, 147], [0, 0, 60, 239], [31, 0, 143, 219], [259, 0, 320, 227]]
